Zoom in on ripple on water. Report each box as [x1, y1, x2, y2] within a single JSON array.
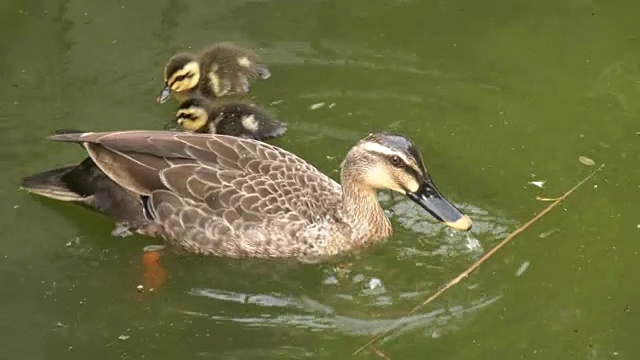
[[173, 196, 516, 345]]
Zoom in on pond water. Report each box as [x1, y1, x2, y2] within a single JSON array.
[[1, 0, 638, 359]]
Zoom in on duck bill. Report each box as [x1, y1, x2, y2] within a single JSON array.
[[406, 180, 472, 231], [156, 85, 172, 104]]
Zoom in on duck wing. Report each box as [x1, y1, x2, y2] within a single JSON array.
[[214, 102, 288, 140], [49, 131, 342, 246]]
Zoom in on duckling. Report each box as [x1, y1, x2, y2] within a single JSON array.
[[157, 42, 271, 103], [170, 96, 287, 140], [24, 130, 472, 261]]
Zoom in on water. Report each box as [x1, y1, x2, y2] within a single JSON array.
[[1, 0, 639, 358]]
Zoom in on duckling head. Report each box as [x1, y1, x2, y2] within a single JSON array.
[[342, 132, 472, 231], [170, 97, 213, 132], [157, 53, 201, 103]]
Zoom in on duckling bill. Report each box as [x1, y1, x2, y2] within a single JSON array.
[[157, 42, 270, 103], [168, 96, 287, 140], [22, 130, 471, 260]]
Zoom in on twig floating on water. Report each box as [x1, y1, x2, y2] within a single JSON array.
[[536, 195, 561, 202], [370, 346, 391, 360], [353, 164, 605, 356]]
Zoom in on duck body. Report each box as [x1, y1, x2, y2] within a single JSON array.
[[158, 42, 270, 104], [173, 96, 287, 140], [24, 131, 472, 261]]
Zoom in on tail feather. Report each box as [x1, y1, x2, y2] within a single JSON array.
[[262, 122, 288, 139], [256, 64, 271, 79], [20, 165, 85, 202], [54, 129, 88, 135], [21, 158, 145, 221], [47, 131, 88, 142]]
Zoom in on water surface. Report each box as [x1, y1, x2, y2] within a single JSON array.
[[1, 0, 638, 359]]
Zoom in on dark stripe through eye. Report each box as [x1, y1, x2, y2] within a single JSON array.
[[173, 72, 193, 83], [178, 113, 198, 120], [386, 154, 423, 180]]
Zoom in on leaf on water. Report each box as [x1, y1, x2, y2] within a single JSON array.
[[143, 244, 165, 252], [579, 156, 596, 166], [528, 180, 546, 188], [539, 228, 560, 238], [515, 261, 530, 277], [309, 102, 325, 110]]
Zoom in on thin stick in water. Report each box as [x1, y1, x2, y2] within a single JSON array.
[[353, 164, 604, 356], [371, 346, 391, 360]]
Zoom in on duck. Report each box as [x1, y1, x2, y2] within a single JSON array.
[[157, 42, 271, 104], [23, 130, 472, 261], [168, 96, 287, 140]]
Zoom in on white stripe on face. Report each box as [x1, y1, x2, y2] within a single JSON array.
[[360, 142, 410, 164]]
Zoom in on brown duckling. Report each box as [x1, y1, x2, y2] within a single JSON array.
[[157, 42, 270, 103], [170, 96, 287, 140]]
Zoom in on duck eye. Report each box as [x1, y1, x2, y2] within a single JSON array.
[[175, 74, 187, 82], [389, 155, 403, 167]]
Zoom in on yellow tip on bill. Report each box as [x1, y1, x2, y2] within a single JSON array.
[[445, 215, 472, 231]]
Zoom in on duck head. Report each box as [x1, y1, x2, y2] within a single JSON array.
[[166, 97, 214, 132], [157, 53, 201, 103], [342, 132, 472, 231]]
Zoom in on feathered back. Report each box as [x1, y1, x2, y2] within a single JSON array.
[[49, 131, 343, 257], [198, 43, 270, 98]]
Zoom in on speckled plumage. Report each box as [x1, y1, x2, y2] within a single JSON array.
[[23, 131, 471, 261]]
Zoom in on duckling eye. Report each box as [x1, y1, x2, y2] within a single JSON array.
[[389, 155, 404, 167], [175, 74, 187, 82]]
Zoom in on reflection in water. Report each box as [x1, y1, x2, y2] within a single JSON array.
[[179, 286, 501, 339], [171, 197, 514, 345]]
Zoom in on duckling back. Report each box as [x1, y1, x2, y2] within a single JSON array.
[[212, 102, 287, 140], [198, 42, 271, 98], [174, 96, 287, 140]]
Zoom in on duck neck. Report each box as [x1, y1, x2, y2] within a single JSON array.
[[339, 176, 392, 244]]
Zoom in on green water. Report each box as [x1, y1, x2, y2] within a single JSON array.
[[1, 0, 638, 358]]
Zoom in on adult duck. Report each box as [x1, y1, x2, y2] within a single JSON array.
[[24, 131, 471, 261]]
